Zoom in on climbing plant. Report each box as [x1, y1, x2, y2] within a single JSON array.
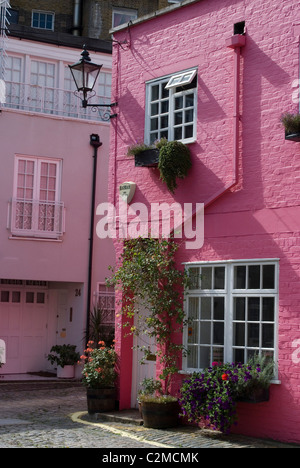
[[107, 237, 189, 394]]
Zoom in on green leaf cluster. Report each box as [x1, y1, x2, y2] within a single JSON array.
[[107, 237, 189, 394]]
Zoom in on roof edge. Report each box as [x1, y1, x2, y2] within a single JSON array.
[[109, 0, 200, 35]]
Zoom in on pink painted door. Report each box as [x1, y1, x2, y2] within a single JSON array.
[[0, 286, 48, 374]]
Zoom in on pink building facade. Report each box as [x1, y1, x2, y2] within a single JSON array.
[[108, 0, 300, 444], [0, 36, 115, 376]]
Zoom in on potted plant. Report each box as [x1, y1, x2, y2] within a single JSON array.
[[80, 340, 118, 414], [280, 112, 300, 141], [127, 138, 192, 193], [179, 355, 274, 434], [107, 237, 189, 428], [47, 344, 80, 379], [138, 377, 179, 428]]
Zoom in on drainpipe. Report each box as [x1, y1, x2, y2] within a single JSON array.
[[172, 34, 246, 237], [72, 0, 82, 36], [204, 34, 246, 208], [86, 134, 102, 344]]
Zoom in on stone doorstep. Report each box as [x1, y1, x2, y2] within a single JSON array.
[[91, 410, 143, 426]]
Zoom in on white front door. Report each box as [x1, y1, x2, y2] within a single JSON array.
[[131, 304, 156, 408], [0, 286, 48, 374]]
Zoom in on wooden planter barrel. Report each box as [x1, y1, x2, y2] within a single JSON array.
[[86, 387, 116, 414], [141, 400, 180, 429]]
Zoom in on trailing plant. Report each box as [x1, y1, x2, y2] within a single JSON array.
[[127, 138, 192, 193], [179, 356, 274, 434], [80, 340, 118, 389], [107, 237, 189, 396], [280, 112, 300, 135], [158, 139, 192, 193], [47, 344, 80, 368]]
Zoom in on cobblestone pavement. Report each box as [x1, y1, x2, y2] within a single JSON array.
[[0, 381, 298, 449]]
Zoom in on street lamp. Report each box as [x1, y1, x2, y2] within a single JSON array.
[[69, 45, 117, 118]]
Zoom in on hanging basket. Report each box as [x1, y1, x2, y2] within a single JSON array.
[[134, 148, 159, 167]]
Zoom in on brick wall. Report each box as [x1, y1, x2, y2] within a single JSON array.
[[110, 0, 300, 444], [10, 0, 170, 38]]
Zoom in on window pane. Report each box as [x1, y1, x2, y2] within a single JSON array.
[[185, 93, 194, 107], [188, 267, 200, 289], [233, 348, 245, 364], [160, 115, 168, 128], [151, 85, 159, 101], [214, 267, 225, 289], [262, 324, 274, 348], [150, 102, 158, 115], [12, 291, 21, 303], [1, 291, 9, 302], [212, 347, 223, 363], [175, 96, 183, 109], [201, 267, 212, 289], [161, 100, 169, 113], [184, 125, 194, 139], [234, 297, 245, 320], [199, 347, 210, 368], [263, 265, 275, 289], [213, 322, 224, 345], [188, 322, 198, 343], [248, 265, 260, 289], [234, 266, 246, 288], [248, 297, 260, 321], [187, 346, 198, 368], [26, 292, 34, 303], [200, 322, 211, 344], [263, 297, 274, 321], [233, 322, 245, 346], [188, 297, 199, 319], [174, 127, 182, 140], [248, 323, 259, 347], [213, 297, 224, 320], [175, 112, 182, 125], [150, 117, 158, 131], [200, 297, 211, 319], [37, 292, 45, 304]]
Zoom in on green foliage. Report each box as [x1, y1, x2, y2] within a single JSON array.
[[80, 340, 118, 389], [280, 112, 300, 134], [107, 237, 189, 394], [127, 138, 192, 193], [158, 140, 192, 193], [47, 344, 80, 368], [89, 306, 115, 348]]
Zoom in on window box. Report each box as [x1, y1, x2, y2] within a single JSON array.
[[285, 133, 300, 142], [134, 148, 159, 167], [236, 386, 270, 404], [280, 113, 300, 141]]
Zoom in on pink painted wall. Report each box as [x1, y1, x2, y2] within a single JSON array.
[[110, 0, 300, 443]]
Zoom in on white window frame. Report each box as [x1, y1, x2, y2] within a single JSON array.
[[112, 7, 137, 28], [10, 155, 63, 239], [145, 68, 197, 145], [31, 10, 55, 31], [183, 259, 279, 374]]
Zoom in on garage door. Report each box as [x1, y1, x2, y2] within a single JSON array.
[[0, 282, 48, 374]]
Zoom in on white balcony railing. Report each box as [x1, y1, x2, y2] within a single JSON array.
[[3, 81, 112, 121], [9, 198, 65, 239]]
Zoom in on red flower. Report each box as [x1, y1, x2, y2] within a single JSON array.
[[222, 373, 228, 381]]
